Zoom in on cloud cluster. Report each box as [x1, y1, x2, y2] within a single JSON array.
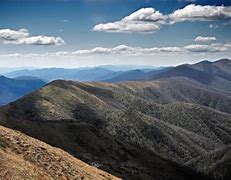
[[169, 4, 231, 23], [0, 29, 65, 45], [42, 43, 229, 57], [184, 44, 226, 53], [93, 8, 166, 33], [1, 42, 230, 59], [71, 45, 182, 56], [194, 36, 216, 42], [93, 4, 231, 33]]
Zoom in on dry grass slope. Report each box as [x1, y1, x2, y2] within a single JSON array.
[[0, 125, 120, 180]]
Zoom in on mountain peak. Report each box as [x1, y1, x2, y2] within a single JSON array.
[[195, 60, 212, 65], [0, 75, 7, 79], [214, 58, 231, 64]]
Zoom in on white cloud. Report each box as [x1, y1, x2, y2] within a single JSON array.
[[224, 42, 231, 48], [93, 8, 166, 33], [184, 44, 227, 53], [194, 36, 216, 42], [5, 43, 229, 57], [0, 53, 22, 57], [70, 44, 230, 55], [0, 29, 29, 41], [93, 5, 231, 33], [0, 28, 65, 45], [71, 45, 182, 56], [123, 7, 166, 22], [93, 21, 161, 33], [1, 42, 230, 63], [19, 35, 64, 45], [169, 4, 231, 23]]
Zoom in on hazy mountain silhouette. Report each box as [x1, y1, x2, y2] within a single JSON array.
[[104, 59, 231, 92], [0, 75, 45, 105], [4, 68, 114, 82]]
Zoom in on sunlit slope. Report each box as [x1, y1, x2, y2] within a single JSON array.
[[0, 125, 120, 180]]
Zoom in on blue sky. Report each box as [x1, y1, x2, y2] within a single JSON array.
[[0, 0, 231, 67]]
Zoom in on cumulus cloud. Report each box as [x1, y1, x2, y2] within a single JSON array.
[[0, 28, 65, 45], [70, 44, 228, 55], [169, 4, 231, 23], [194, 36, 216, 42], [122, 8, 166, 22], [0, 29, 29, 41], [9, 43, 230, 57], [1, 42, 230, 59], [93, 4, 231, 33], [70, 44, 230, 55], [223, 42, 231, 49], [71, 45, 182, 56], [93, 8, 166, 33], [184, 44, 227, 53], [19, 35, 65, 45]]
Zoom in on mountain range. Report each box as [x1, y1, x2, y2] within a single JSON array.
[[0, 58, 230, 179], [0, 75, 46, 105], [140, 59, 231, 92], [4, 59, 230, 93], [2, 65, 160, 82], [105, 58, 231, 92]]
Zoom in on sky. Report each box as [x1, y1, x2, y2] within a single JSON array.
[[0, 0, 231, 68]]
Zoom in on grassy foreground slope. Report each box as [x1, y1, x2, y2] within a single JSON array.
[[0, 125, 119, 180]]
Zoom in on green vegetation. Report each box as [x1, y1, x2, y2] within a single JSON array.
[[0, 75, 230, 179]]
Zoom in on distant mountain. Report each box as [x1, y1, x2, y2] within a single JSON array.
[[97, 64, 159, 71], [4, 67, 114, 82], [103, 59, 231, 92], [144, 65, 213, 84], [140, 59, 231, 92], [0, 77, 230, 179], [104, 67, 172, 83], [3, 66, 162, 82], [101, 59, 231, 93], [0, 67, 37, 74], [0, 125, 119, 180], [105, 69, 146, 83], [14, 76, 47, 81], [0, 75, 45, 105], [189, 58, 231, 81]]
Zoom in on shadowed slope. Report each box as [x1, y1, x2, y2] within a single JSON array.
[[190, 59, 231, 81], [186, 145, 231, 180]]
